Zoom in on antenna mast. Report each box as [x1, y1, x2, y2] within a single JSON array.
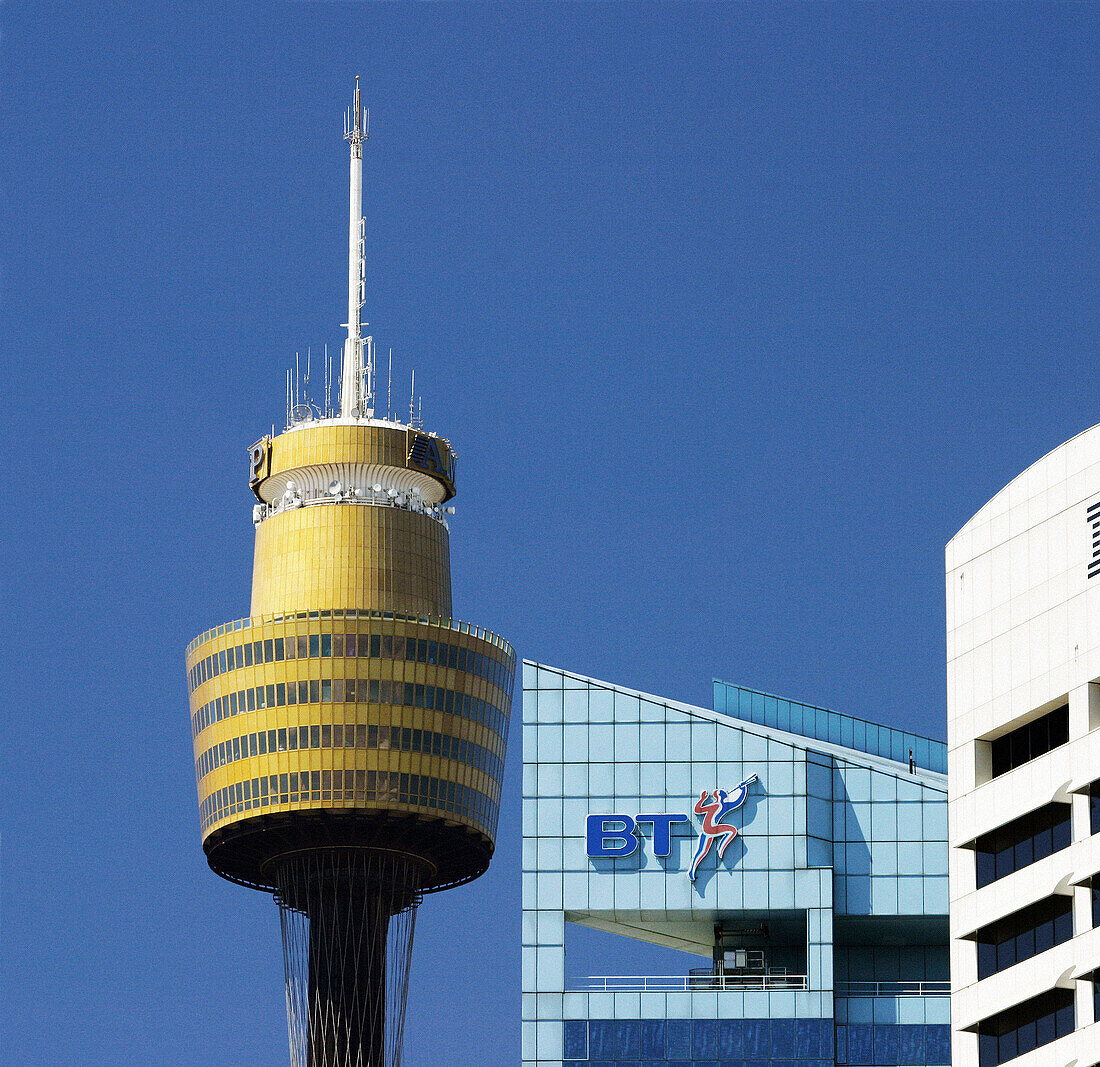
[[339, 77, 371, 418]]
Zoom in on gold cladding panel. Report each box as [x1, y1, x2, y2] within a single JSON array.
[[250, 504, 451, 619], [197, 746, 499, 829], [187, 619, 514, 847], [267, 424, 410, 475], [257, 423, 454, 500]]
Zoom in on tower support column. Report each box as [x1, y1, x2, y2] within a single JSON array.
[[275, 849, 425, 1067]]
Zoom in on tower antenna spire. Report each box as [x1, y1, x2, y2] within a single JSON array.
[[339, 76, 370, 418]]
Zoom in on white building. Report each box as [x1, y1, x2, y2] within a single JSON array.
[[947, 425, 1100, 1067]]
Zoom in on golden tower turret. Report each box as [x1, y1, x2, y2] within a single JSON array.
[[185, 81, 513, 1067]]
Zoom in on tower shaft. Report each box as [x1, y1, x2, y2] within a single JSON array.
[[308, 897, 387, 1067], [276, 849, 424, 1067]]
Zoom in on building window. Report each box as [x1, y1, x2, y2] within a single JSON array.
[[973, 895, 1073, 979], [973, 802, 1071, 889], [1084, 876, 1100, 928], [1089, 782, 1100, 836], [190, 630, 512, 694], [198, 768, 500, 835], [195, 722, 505, 784], [976, 987, 1074, 1066], [990, 704, 1069, 779]]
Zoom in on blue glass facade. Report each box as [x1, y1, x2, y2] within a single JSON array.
[[713, 682, 948, 776], [522, 664, 949, 1067], [557, 1017, 950, 1064]]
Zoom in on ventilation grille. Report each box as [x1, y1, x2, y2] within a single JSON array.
[[1088, 500, 1100, 579]]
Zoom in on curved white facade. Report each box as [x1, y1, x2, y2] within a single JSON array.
[[947, 424, 1100, 1067]]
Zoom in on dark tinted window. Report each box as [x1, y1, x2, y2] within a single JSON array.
[[1090, 781, 1100, 836], [977, 987, 1074, 1067], [990, 704, 1069, 779], [974, 802, 1072, 889], [974, 895, 1073, 979]]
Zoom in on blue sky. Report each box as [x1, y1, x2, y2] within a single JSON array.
[[2, 2, 1097, 1063]]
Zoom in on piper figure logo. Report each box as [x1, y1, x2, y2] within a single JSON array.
[[688, 774, 757, 882]]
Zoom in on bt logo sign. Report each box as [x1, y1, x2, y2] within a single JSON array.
[[586, 774, 758, 882], [586, 812, 689, 859]]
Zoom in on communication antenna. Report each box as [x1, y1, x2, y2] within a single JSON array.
[[363, 335, 375, 417], [409, 370, 415, 426], [287, 351, 314, 425], [387, 348, 393, 420], [339, 76, 370, 418], [325, 344, 333, 417]]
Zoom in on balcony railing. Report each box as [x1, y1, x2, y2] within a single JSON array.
[[570, 976, 949, 995], [187, 608, 514, 657], [575, 973, 809, 992], [836, 980, 950, 997]]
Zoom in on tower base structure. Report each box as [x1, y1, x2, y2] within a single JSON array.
[[275, 848, 426, 1067]]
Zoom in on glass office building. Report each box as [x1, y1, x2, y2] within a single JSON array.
[[522, 663, 950, 1066]]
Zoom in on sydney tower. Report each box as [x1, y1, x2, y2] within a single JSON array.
[[185, 81, 513, 1066]]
